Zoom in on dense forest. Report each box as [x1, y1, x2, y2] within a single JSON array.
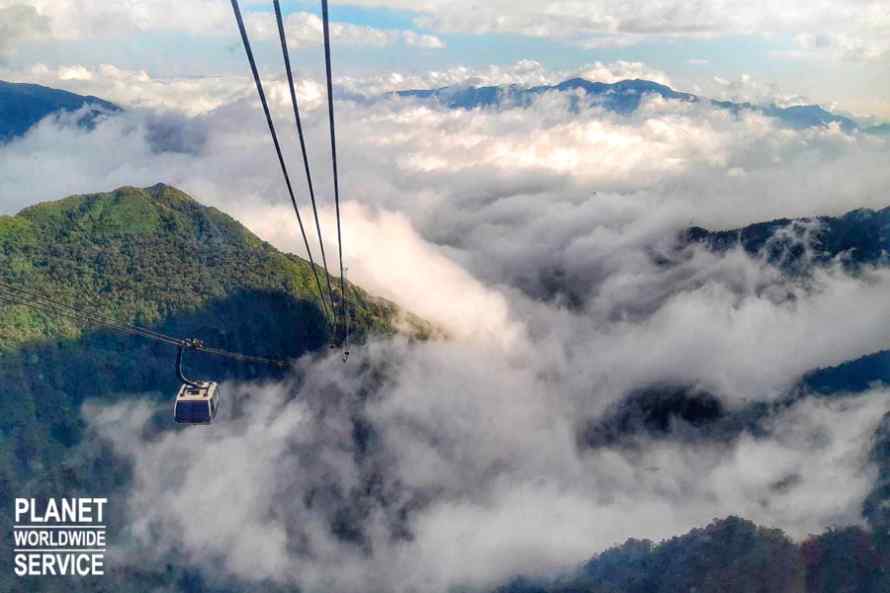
[[498, 516, 890, 593]]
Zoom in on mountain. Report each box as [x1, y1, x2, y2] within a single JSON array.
[[683, 205, 890, 273], [497, 516, 889, 593], [676, 208, 890, 534], [0, 183, 430, 584], [0, 80, 120, 142], [681, 206, 890, 393], [395, 78, 860, 131], [0, 183, 436, 593], [0, 183, 416, 351], [398, 78, 696, 114], [0, 181, 424, 424]]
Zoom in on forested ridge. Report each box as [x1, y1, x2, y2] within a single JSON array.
[[0, 183, 413, 348]]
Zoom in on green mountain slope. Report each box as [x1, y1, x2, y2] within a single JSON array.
[[0, 184, 427, 591], [0, 183, 417, 349]]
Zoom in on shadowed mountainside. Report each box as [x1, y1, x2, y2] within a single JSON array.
[[0, 80, 120, 142], [681, 206, 890, 394], [683, 206, 890, 272]]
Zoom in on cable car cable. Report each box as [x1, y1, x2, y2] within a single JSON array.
[[0, 282, 289, 367], [0, 287, 288, 367], [272, 0, 338, 318], [320, 0, 349, 345], [0, 281, 181, 345], [342, 265, 351, 362], [176, 344, 202, 388], [229, 0, 334, 322]]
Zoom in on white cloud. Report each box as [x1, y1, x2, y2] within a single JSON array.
[[0, 2, 49, 59], [245, 11, 446, 50], [19, 0, 231, 39], [794, 32, 890, 63], [402, 30, 446, 49], [6, 1, 445, 52], [247, 11, 396, 49], [245, 202, 522, 347], [577, 60, 672, 86], [6, 0, 889, 66], [707, 73, 812, 107], [86, 370, 890, 592], [1, 59, 669, 117], [329, 0, 890, 58], [8, 63, 253, 115], [57, 64, 94, 80], [330, 60, 673, 99]]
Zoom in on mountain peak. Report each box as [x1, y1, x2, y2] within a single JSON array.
[[17, 183, 220, 240], [144, 181, 174, 195], [1, 184, 431, 353]]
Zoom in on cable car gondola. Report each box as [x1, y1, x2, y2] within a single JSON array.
[[173, 339, 221, 425]]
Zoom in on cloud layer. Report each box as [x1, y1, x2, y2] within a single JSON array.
[[0, 2, 48, 60], [338, 0, 889, 59], [8, 0, 887, 65], [3, 63, 890, 592], [87, 370, 890, 592], [1, 0, 444, 53], [245, 10, 445, 50]]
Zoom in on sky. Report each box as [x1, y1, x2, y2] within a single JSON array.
[[3, 2, 890, 593], [1, 0, 889, 118]]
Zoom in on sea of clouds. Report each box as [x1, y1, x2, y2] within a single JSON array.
[[4, 61, 890, 592]]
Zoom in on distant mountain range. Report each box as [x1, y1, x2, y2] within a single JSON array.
[[396, 77, 873, 132], [398, 78, 692, 114], [1, 78, 886, 144], [0, 80, 120, 142]]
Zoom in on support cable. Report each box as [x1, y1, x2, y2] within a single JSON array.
[[230, 0, 333, 321], [0, 281, 288, 368], [320, 0, 350, 350], [272, 0, 338, 318]]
